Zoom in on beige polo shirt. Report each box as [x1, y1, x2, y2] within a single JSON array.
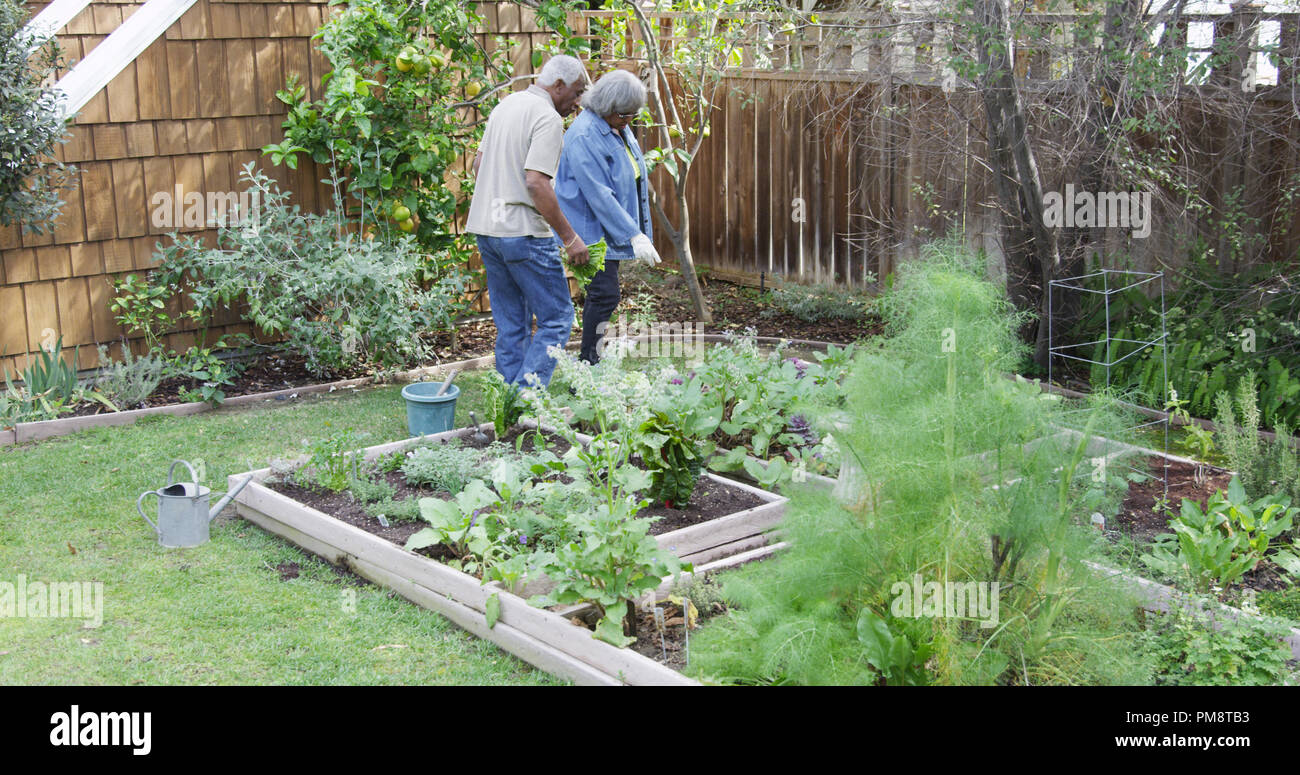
[[466, 85, 564, 238]]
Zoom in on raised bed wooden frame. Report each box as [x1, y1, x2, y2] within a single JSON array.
[[229, 423, 787, 685]]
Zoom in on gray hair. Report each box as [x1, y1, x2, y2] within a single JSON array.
[[582, 69, 647, 117], [537, 55, 588, 87]]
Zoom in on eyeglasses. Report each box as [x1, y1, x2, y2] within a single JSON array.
[[616, 111, 639, 119]]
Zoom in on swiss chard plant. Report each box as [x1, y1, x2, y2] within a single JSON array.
[[633, 379, 722, 508], [1142, 475, 1298, 596], [663, 331, 850, 476], [528, 496, 685, 647]]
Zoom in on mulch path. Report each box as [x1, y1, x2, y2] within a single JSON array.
[[614, 265, 881, 343]]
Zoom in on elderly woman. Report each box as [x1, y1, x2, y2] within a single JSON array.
[[555, 69, 662, 364]]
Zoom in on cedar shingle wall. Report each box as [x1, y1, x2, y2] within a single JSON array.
[[1, 0, 336, 375]]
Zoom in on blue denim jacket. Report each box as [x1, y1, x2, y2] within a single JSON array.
[[555, 109, 652, 261]]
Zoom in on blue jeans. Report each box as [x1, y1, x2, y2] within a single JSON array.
[[476, 235, 574, 388]]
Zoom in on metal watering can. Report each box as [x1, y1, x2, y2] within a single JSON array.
[[136, 460, 253, 548]]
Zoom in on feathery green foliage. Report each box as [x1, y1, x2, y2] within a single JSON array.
[[689, 238, 1151, 685]]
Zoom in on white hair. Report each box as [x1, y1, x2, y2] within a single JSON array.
[[582, 69, 647, 117], [537, 55, 588, 87]]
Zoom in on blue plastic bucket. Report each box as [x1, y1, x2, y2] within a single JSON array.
[[401, 381, 460, 437]]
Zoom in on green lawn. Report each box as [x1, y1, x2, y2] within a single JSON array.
[[0, 370, 565, 685]]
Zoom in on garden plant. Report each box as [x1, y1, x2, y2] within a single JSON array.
[[686, 240, 1157, 685]]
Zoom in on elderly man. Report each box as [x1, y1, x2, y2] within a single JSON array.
[[467, 55, 590, 388]]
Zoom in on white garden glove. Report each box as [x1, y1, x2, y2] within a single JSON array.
[[631, 233, 661, 266]]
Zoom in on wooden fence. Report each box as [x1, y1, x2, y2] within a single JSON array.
[[4, 3, 1300, 374], [575, 8, 1300, 289]]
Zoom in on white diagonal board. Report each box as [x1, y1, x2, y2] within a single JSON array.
[[53, 0, 201, 118]]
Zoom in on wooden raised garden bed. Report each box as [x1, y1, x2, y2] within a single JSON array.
[[229, 423, 787, 685]]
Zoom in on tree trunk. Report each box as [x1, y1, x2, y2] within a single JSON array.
[[672, 185, 712, 323], [1055, 0, 1143, 348], [649, 180, 713, 322], [632, 0, 714, 324], [974, 0, 1060, 367]]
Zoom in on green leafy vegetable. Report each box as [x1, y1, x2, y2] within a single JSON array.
[[566, 239, 607, 290]]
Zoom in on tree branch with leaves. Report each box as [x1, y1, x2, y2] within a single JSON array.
[[0, 0, 75, 234]]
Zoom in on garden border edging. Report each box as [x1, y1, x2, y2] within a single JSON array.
[[2, 353, 497, 446], [1086, 560, 1300, 660], [3, 332, 850, 447]]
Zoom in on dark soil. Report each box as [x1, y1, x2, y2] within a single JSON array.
[[147, 352, 370, 407], [640, 475, 764, 535], [1107, 455, 1291, 593], [496, 424, 574, 458], [263, 425, 764, 567], [68, 351, 374, 416], [268, 473, 456, 562], [627, 597, 703, 672], [1110, 457, 1234, 545], [616, 265, 882, 343]]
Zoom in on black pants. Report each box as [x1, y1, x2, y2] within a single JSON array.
[[579, 258, 621, 364]]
